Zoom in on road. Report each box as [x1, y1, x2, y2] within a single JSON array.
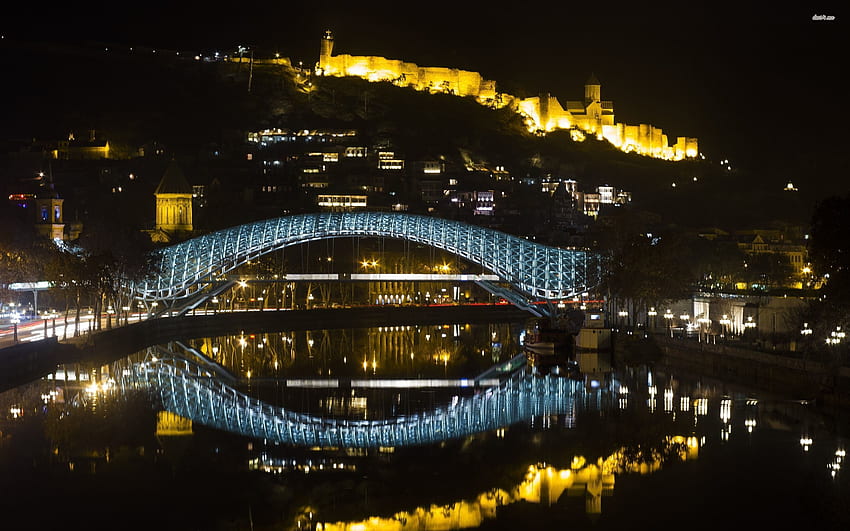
[[0, 312, 147, 349]]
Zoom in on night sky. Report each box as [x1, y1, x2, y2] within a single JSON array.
[[3, 2, 847, 194]]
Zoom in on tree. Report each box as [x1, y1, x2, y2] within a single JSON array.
[[42, 244, 95, 338], [801, 194, 850, 364], [594, 208, 694, 328], [686, 237, 746, 292], [0, 202, 43, 301], [809, 194, 850, 303], [79, 229, 161, 328], [740, 252, 795, 290]]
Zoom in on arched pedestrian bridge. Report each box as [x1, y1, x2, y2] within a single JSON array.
[[135, 212, 602, 307], [123, 352, 588, 448]]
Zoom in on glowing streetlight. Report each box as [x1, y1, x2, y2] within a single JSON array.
[[719, 314, 731, 337], [663, 310, 674, 337], [827, 326, 845, 345]]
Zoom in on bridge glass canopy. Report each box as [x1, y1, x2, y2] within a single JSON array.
[[136, 212, 601, 304]]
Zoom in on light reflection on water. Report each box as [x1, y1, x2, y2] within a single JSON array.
[[183, 322, 524, 382], [1, 322, 848, 529]]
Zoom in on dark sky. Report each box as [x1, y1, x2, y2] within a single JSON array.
[[4, 2, 847, 193]]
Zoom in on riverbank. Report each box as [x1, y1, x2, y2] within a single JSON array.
[[624, 334, 850, 410]]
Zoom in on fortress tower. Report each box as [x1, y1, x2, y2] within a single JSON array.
[[318, 30, 334, 73]]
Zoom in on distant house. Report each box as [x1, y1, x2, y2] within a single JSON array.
[[51, 130, 110, 160]]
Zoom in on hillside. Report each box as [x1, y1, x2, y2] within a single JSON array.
[[1, 38, 816, 232]]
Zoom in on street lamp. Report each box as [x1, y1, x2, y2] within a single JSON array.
[[719, 314, 732, 338], [827, 326, 845, 345], [697, 317, 711, 342], [647, 307, 658, 332], [618, 310, 628, 331], [664, 310, 674, 337]]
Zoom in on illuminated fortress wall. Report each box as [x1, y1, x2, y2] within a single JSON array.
[[316, 31, 697, 161], [318, 31, 497, 102], [518, 79, 698, 161]]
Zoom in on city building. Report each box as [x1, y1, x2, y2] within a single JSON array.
[[150, 160, 194, 243], [735, 229, 809, 289], [317, 194, 368, 211], [50, 130, 110, 160], [34, 193, 65, 241]]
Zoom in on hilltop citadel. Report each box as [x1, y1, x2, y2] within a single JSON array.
[[315, 31, 698, 161]]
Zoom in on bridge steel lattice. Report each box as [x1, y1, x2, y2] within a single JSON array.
[[124, 354, 587, 448], [134, 212, 602, 305]]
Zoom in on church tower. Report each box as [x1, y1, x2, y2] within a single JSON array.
[[584, 73, 601, 105], [154, 160, 193, 237], [318, 30, 334, 73], [35, 195, 65, 240], [34, 168, 66, 241]]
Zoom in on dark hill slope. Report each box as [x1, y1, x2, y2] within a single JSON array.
[[2, 39, 813, 230]]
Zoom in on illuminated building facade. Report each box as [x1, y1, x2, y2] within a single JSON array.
[[34, 195, 65, 240], [50, 130, 110, 160], [152, 160, 194, 242], [316, 32, 698, 161], [318, 194, 368, 210], [735, 229, 809, 288]]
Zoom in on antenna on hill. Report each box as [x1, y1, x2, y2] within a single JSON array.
[[236, 45, 255, 92], [247, 47, 255, 93]]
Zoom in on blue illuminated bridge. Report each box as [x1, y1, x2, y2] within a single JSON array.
[[135, 212, 602, 310], [122, 353, 591, 448]]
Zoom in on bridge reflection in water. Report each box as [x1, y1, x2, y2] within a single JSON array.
[[124, 352, 588, 449]]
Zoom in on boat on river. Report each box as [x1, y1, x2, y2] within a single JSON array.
[[523, 316, 578, 372]]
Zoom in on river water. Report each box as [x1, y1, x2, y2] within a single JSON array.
[[0, 316, 848, 530]]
